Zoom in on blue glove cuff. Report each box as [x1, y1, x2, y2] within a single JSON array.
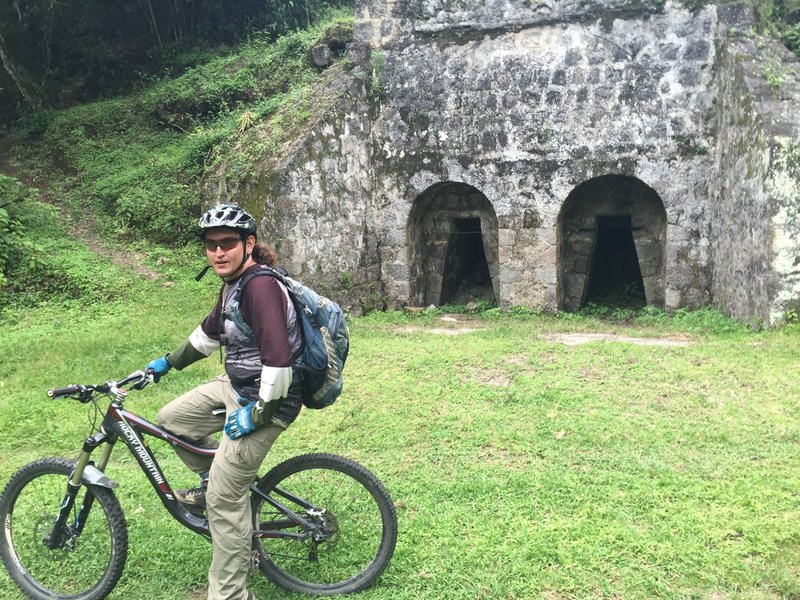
[[224, 402, 256, 440]]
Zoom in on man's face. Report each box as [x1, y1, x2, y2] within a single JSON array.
[[203, 228, 253, 279]]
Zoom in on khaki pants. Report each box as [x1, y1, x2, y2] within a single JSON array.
[[158, 375, 286, 600]]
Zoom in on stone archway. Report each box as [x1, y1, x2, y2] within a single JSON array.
[[408, 182, 499, 307], [557, 175, 667, 312]]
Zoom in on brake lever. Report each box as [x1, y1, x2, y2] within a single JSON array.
[[133, 370, 155, 390], [77, 388, 95, 403]]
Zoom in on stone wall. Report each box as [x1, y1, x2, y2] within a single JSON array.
[[711, 3, 800, 325], [205, 0, 800, 323], [360, 0, 717, 310]]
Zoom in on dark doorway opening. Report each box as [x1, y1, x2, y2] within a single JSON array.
[[440, 218, 493, 305], [585, 216, 646, 309], [558, 175, 666, 312]]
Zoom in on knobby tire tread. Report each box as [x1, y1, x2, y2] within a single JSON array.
[[251, 452, 397, 596], [0, 457, 128, 600]]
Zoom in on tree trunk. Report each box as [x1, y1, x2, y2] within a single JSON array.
[[138, 0, 164, 49], [0, 33, 38, 110]]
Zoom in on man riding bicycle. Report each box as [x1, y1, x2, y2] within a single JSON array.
[[145, 203, 303, 600]]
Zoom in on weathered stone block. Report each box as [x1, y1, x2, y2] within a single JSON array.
[[574, 256, 590, 274]]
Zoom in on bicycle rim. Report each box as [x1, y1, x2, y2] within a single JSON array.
[[0, 458, 128, 600], [252, 453, 397, 595]]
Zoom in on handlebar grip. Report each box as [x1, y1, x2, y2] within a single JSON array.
[[47, 385, 82, 399]]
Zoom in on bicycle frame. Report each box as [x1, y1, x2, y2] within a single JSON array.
[[49, 388, 327, 550]]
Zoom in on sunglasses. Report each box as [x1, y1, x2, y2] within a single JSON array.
[[203, 237, 242, 252]]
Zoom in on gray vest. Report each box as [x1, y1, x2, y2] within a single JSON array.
[[221, 274, 302, 401]]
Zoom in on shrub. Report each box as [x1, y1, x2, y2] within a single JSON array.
[[0, 174, 57, 303], [755, 0, 800, 59]]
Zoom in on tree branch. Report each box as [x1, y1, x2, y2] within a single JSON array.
[[0, 33, 39, 110]]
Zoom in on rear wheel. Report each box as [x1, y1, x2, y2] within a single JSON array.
[[251, 453, 397, 595], [0, 458, 128, 600]]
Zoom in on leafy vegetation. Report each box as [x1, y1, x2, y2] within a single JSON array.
[[0, 10, 356, 311], [754, 0, 800, 58], [6, 10, 353, 251], [0, 245, 798, 599], [0, 182, 214, 321], [0, 175, 56, 303], [0, 0, 355, 129]]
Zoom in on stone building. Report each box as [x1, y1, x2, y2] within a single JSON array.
[[208, 0, 800, 325]]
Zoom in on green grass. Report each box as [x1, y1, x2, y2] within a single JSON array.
[[0, 244, 798, 599]]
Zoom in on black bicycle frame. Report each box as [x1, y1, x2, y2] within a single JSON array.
[[105, 402, 214, 535], [49, 398, 326, 548]]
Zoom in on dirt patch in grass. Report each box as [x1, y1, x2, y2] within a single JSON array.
[[545, 332, 693, 346], [468, 370, 512, 387], [391, 316, 694, 348], [393, 315, 486, 336], [394, 326, 485, 336]]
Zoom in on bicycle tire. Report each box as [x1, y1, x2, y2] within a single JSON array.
[[0, 458, 128, 600], [251, 453, 397, 595]]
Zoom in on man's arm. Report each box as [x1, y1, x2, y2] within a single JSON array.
[[241, 275, 294, 426], [150, 295, 223, 373]]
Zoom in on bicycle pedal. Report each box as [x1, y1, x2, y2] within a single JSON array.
[[182, 505, 206, 517]]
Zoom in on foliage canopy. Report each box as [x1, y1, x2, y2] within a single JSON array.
[[0, 0, 354, 129]]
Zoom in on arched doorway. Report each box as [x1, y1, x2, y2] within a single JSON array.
[[408, 182, 498, 307], [558, 175, 667, 312]]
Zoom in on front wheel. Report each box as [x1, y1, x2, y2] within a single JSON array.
[[0, 458, 128, 600], [251, 453, 397, 595]]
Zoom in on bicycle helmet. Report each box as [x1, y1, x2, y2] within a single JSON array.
[[198, 203, 257, 238]]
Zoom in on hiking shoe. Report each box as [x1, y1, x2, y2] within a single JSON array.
[[175, 486, 206, 512]]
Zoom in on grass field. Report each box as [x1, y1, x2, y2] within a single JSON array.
[[0, 249, 798, 599]]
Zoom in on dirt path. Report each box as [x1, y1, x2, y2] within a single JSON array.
[[0, 139, 161, 279], [54, 210, 162, 280]]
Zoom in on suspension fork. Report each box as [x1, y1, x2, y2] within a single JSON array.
[[45, 431, 116, 549]]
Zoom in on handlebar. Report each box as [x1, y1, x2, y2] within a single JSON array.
[[47, 370, 152, 402], [47, 385, 83, 399]]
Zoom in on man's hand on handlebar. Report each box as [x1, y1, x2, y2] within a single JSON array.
[[145, 356, 172, 383]]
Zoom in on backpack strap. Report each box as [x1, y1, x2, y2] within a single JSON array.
[[234, 267, 280, 301], [224, 266, 288, 339]]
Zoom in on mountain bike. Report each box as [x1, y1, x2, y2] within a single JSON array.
[[0, 370, 397, 600]]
